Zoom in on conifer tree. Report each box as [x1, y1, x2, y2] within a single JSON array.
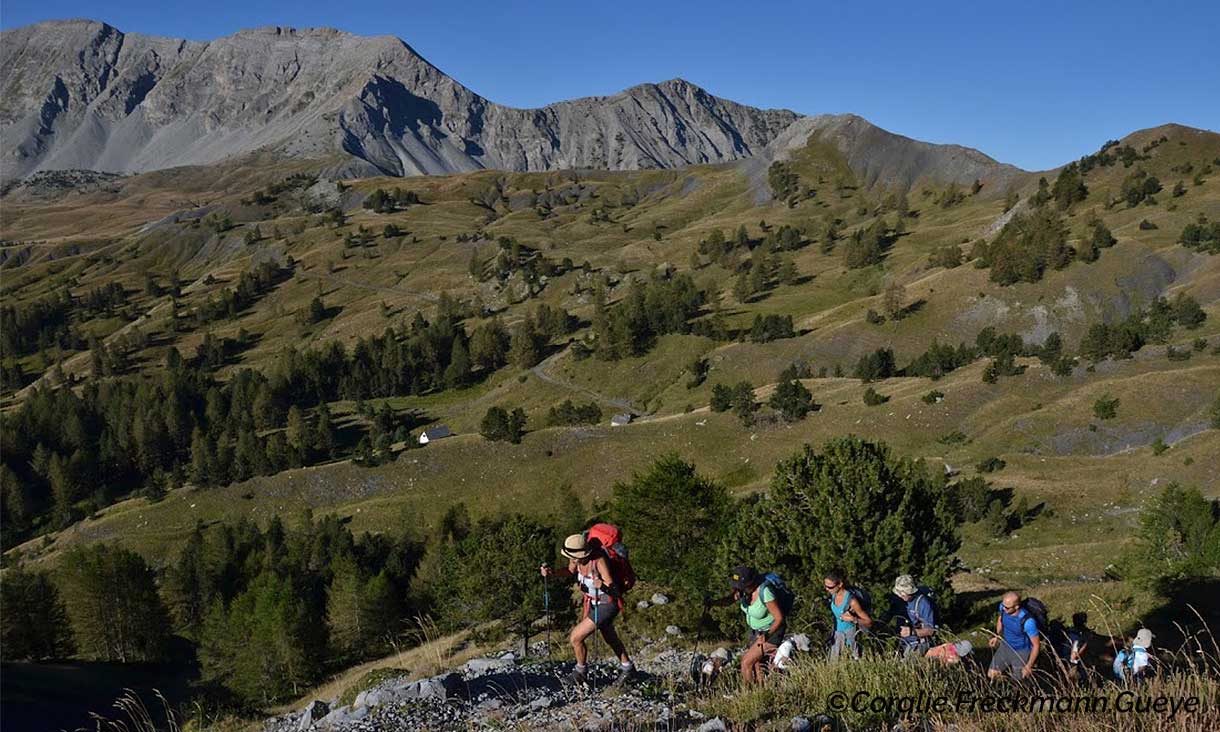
[[716, 437, 960, 628], [0, 566, 75, 661], [57, 545, 170, 662]]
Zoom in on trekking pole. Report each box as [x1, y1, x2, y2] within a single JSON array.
[[591, 565, 601, 691], [541, 565, 551, 658]]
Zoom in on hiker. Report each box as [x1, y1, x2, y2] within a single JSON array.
[[824, 569, 873, 660], [925, 640, 974, 665], [1113, 628, 1154, 684], [988, 591, 1041, 680], [705, 566, 787, 683], [540, 533, 634, 685], [889, 574, 937, 658], [1052, 612, 1093, 683]]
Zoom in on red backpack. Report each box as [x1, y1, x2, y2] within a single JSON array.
[[586, 523, 637, 601]]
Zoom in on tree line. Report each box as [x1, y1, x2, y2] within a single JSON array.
[[0, 304, 526, 548], [2, 512, 425, 707], [6, 435, 1218, 709]]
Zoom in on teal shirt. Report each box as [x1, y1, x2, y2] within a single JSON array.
[[830, 590, 855, 633], [742, 585, 777, 631]]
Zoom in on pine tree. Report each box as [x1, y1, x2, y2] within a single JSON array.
[[0, 465, 30, 535], [777, 256, 799, 285], [733, 270, 753, 303], [163, 522, 209, 638], [509, 318, 541, 369], [748, 256, 770, 294], [326, 557, 368, 659], [480, 407, 511, 442], [710, 383, 734, 412], [444, 337, 472, 388], [470, 319, 509, 371], [285, 406, 310, 459], [731, 381, 758, 426], [200, 571, 325, 704], [715, 437, 961, 628], [48, 452, 77, 527], [314, 405, 336, 458], [431, 515, 555, 652], [882, 281, 907, 320], [0, 566, 76, 661], [734, 225, 750, 250], [57, 545, 170, 662], [768, 378, 815, 421], [607, 455, 732, 596]]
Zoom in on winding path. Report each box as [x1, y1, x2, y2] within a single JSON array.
[[529, 349, 646, 417]]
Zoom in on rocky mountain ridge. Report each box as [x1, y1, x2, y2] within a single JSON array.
[[0, 20, 800, 180], [1, 19, 1025, 190]]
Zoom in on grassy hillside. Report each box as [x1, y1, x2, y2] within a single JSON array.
[[3, 124, 1219, 617]]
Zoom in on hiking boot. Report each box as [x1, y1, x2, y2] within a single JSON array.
[[611, 664, 636, 686], [565, 667, 588, 686]]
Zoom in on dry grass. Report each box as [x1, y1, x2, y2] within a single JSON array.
[[272, 617, 502, 715], [699, 610, 1220, 731]]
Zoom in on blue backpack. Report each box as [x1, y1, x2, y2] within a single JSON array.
[[760, 572, 796, 616], [847, 585, 873, 616]]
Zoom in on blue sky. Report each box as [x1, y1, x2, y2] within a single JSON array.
[[4, 1, 1217, 170]]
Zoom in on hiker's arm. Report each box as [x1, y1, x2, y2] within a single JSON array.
[[540, 560, 576, 578], [1023, 634, 1040, 677], [764, 598, 784, 636], [593, 556, 614, 588], [849, 597, 873, 628], [990, 614, 1003, 647]]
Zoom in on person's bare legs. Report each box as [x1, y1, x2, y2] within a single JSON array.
[[740, 642, 766, 684], [569, 617, 597, 666], [598, 622, 630, 664]]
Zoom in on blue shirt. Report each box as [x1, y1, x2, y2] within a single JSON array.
[[999, 603, 1038, 651], [897, 591, 937, 646]]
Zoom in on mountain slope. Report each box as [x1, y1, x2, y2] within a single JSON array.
[[745, 113, 1025, 196], [0, 20, 799, 180]]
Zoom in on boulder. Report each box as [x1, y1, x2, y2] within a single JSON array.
[[318, 706, 351, 728], [464, 656, 515, 674], [665, 625, 682, 636], [353, 690, 368, 709], [650, 593, 670, 605], [401, 671, 465, 701], [476, 698, 504, 712], [529, 695, 556, 711], [298, 700, 329, 730], [636, 600, 651, 610], [699, 718, 728, 732], [792, 717, 812, 732]]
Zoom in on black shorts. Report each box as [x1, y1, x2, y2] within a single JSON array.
[[748, 624, 785, 648], [584, 601, 619, 628]]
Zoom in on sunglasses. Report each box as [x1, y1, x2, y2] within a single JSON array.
[[1003, 604, 1020, 613], [824, 582, 840, 591]]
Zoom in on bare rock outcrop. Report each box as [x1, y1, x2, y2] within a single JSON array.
[[1, 20, 798, 180]]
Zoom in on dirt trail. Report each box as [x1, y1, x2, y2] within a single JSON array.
[[529, 350, 646, 417]]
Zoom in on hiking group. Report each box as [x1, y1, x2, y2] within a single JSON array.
[[541, 525, 1157, 687]]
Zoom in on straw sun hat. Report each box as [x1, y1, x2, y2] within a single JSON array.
[[561, 533, 592, 560]]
